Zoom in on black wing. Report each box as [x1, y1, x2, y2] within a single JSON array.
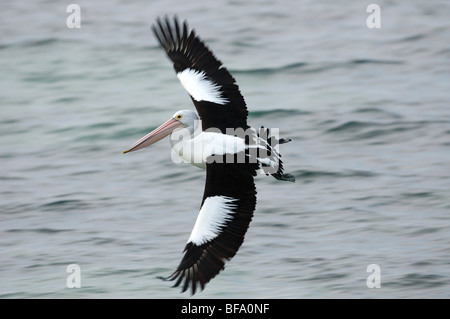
[[159, 159, 258, 295], [152, 16, 249, 132]]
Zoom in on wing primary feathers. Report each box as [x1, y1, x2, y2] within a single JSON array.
[[181, 20, 189, 54], [164, 18, 176, 51], [174, 17, 182, 49], [151, 20, 166, 50], [182, 268, 190, 293]]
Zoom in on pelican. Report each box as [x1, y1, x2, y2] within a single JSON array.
[[123, 16, 295, 294]]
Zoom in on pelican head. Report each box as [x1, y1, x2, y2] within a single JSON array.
[[123, 110, 199, 154]]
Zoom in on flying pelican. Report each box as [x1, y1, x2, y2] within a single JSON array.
[[123, 16, 295, 294]]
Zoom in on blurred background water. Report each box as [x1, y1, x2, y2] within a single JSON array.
[[1, 0, 449, 298]]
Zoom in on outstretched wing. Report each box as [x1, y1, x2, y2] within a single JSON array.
[[160, 159, 258, 295], [152, 16, 249, 132]]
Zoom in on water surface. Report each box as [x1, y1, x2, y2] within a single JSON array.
[[1, 0, 449, 298]]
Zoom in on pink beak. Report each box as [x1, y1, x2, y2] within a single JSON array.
[[123, 117, 184, 154]]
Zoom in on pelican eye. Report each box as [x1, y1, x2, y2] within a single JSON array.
[[175, 114, 183, 120]]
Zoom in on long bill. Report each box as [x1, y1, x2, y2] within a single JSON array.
[[123, 117, 184, 154]]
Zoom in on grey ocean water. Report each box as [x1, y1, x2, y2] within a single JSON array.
[[1, 0, 449, 298]]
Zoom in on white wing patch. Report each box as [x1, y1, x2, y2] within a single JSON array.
[[177, 68, 228, 105], [187, 196, 237, 245]]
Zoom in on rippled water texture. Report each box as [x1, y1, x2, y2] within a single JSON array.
[[1, 0, 450, 298]]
